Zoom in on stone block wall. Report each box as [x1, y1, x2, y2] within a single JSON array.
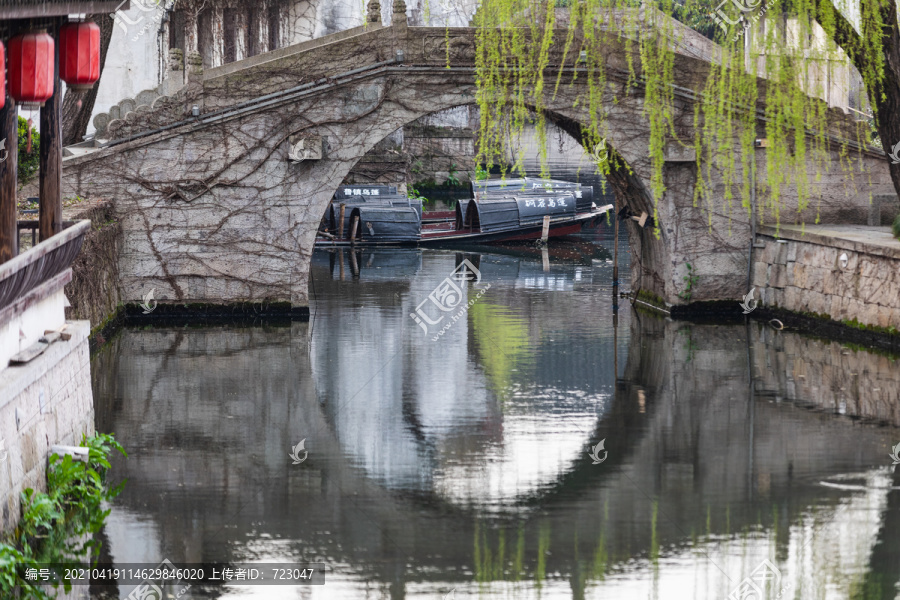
[[752, 225, 900, 330], [65, 200, 123, 330], [0, 321, 95, 533], [404, 123, 477, 186]]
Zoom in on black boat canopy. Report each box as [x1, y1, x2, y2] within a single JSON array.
[[462, 193, 578, 233]]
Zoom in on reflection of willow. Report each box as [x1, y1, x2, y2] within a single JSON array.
[[472, 501, 663, 597], [468, 302, 530, 402], [469, 500, 672, 597]]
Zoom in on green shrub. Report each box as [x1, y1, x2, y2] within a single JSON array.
[[893, 213, 900, 240], [409, 185, 430, 205], [17, 116, 40, 186], [0, 432, 126, 599]]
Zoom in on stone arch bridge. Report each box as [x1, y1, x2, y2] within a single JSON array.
[[62, 14, 891, 313]]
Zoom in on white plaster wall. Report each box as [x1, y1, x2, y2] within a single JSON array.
[[310, 0, 363, 38], [88, 2, 165, 136], [87, 0, 481, 136], [0, 289, 67, 373], [405, 0, 478, 26]]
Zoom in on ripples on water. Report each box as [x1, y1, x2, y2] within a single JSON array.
[[89, 162, 900, 599]]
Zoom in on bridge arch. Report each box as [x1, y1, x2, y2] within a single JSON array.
[[61, 23, 886, 312]]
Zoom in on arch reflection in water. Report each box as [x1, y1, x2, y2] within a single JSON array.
[[90, 241, 900, 599], [310, 245, 616, 508]]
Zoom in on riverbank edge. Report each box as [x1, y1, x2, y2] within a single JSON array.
[[88, 303, 309, 354], [629, 291, 900, 355]]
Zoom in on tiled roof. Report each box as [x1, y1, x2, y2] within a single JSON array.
[[0, 0, 128, 20]]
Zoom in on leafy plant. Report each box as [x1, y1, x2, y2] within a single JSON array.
[[17, 116, 40, 186], [475, 165, 490, 180], [671, 0, 720, 41], [443, 163, 462, 187], [893, 213, 900, 241], [678, 263, 699, 301], [408, 185, 430, 205], [0, 432, 126, 599]]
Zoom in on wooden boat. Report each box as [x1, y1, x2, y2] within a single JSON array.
[[316, 182, 612, 247], [319, 186, 422, 244]]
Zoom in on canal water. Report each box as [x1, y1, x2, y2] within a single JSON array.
[[87, 158, 900, 599]]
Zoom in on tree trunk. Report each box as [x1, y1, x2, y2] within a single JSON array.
[[815, 0, 900, 199], [61, 14, 114, 146], [872, 68, 900, 201], [871, 0, 900, 201]]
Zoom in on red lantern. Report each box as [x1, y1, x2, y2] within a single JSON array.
[[59, 20, 100, 92], [8, 31, 54, 110]]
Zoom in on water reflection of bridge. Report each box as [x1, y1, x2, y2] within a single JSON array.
[[93, 248, 900, 599]]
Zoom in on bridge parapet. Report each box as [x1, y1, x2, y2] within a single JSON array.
[[92, 12, 865, 147]]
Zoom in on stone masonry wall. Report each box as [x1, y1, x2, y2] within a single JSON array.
[[752, 225, 900, 331], [65, 200, 123, 330], [0, 321, 96, 534]]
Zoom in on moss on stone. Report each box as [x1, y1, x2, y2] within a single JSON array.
[[636, 289, 667, 308]]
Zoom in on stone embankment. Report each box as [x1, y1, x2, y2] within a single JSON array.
[[0, 323, 95, 533], [753, 224, 900, 342]]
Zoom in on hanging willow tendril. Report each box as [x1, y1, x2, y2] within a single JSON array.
[[472, 0, 885, 236]]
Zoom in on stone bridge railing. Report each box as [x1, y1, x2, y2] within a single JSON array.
[[85, 8, 756, 145]]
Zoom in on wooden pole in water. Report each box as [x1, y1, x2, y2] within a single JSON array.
[[613, 196, 619, 304], [349, 215, 359, 244], [349, 247, 359, 277], [338, 203, 346, 240], [40, 23, 63, 242], [541, 215, 551, 243]]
